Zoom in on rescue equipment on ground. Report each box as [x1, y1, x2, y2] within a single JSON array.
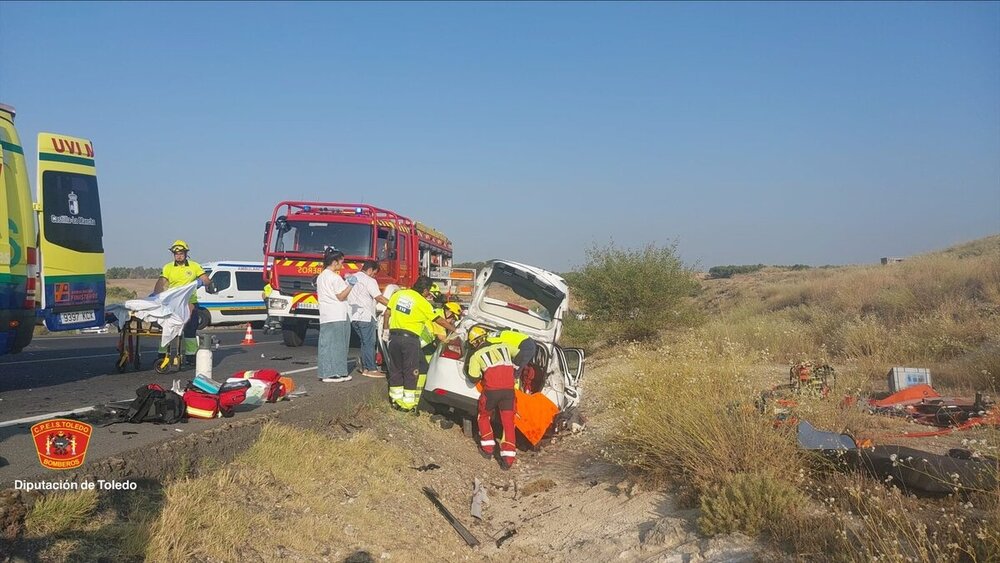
[[788, 361, 835, 396], [886, 366, 932, 393], [182, 378, 250, 419], [107, 384, 185, 425], [868, 385, 997, 433], [230, 369, 289, 403]]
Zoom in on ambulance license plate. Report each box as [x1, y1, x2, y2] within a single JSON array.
[[296, 302, 318, 310], [60, 310, 97, 324]]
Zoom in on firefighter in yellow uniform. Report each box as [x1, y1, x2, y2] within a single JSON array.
[[152, 240, 215, 367], [385, 276, 455, 411], [415, 301, 463, 404], [467, 326, 518, 469], [489, 329, 538, 383]]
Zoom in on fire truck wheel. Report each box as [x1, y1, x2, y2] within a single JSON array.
[[282, 319, 307, 347]]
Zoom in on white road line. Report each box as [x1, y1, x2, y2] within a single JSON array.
[[0, 340, 286, 365], [0, 353, 121, 365], [0, 406, 97, 429], [280, 366, 317, 375]]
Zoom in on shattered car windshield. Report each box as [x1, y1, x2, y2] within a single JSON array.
[[272, 221, 373, 257]]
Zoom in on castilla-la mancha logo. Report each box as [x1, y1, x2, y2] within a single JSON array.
[[31, 418, 93, 470]]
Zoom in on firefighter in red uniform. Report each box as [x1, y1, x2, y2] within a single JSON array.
[[466, 326, 518, 469]]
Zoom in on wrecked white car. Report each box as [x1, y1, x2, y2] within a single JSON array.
[[423, 260, 585, 438]]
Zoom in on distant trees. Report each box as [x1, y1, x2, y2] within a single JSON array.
[[107, 266, 161, 279], [707, 264, 813, 279], [707, 264, 766, 279]]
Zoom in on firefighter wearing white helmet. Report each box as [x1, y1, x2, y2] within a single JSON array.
[[152, 240, 215, 368]]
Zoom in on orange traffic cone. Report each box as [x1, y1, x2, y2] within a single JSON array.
[[241, 323, 255, 346]]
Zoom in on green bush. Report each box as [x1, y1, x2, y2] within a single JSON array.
[[698, 472, 804, 538], [573, 242, 698, 342]]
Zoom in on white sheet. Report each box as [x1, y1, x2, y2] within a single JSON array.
[[123, 282, 198, 347]]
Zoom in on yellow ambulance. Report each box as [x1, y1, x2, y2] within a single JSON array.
[[0, 103, 106, 354]]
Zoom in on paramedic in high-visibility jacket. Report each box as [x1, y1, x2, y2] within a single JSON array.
[[152, 240, 215, 367], [466, 326, 518, 469], [385, 276, 455, 412]]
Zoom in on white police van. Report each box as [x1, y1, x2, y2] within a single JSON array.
[[195, 261, 267, 329]]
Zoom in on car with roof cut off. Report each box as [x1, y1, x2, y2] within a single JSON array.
[[421, 260, 585, 437]]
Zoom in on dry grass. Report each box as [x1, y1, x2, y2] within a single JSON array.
[[144, 421, 452, 562], [590, 236, 1000, 558], [597, 337, 807, 490], [694, 238, 1000, 389], [24, 489, 99, 537]]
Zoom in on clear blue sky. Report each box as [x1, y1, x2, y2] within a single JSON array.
[[2, 2, 997, 272]]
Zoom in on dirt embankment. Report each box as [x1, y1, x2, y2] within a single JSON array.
[[2, 363, 763, 562]]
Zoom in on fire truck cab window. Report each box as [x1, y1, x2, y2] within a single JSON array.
[[277, 221, 373, 257], [377, 228, 391, 260]]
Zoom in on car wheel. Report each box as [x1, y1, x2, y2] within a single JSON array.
[[197, 309, 211, 330], [282, 319, 307, 347]]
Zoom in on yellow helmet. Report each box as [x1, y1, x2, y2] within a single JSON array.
[[429, 283, 442, 297], [169, 240, 190, 252], [444, 302, 462, 318], [468, 326, 489, 347]]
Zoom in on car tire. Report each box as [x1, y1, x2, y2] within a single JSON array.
[[282, 319, 307, 347], [196, 309, 211, 330]]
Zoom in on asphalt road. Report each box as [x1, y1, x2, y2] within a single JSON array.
[[0, 327, 378, 486]]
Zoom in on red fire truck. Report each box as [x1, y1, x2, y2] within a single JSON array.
[[261, 201, 457, 347]]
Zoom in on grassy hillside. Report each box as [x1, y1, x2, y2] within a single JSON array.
[[585, 235, 1000, 561], [696, 235, 1000, 389]]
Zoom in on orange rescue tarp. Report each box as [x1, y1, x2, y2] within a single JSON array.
[[869, 384, 940, 408], [514, 389, 559, 446]]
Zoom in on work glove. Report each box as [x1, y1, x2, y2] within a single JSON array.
[[346, 275, 358, 286], [196, 278, 204, 288]]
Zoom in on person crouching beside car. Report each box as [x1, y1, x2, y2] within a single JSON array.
[[466, 326, 518, 470]]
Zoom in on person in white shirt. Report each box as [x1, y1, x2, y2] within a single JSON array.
[[346, 260, 389, 378], [316, 248, 353, 382]]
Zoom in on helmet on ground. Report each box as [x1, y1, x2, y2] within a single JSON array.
[[444, 302, 462, 319], [468, 326, 489, 348], [169, 240, 190, 252]]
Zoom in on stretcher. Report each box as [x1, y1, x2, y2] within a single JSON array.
[[114, 314, 183, 373]]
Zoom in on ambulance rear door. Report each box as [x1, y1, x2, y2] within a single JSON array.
[[36, 133, 106, 331]]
